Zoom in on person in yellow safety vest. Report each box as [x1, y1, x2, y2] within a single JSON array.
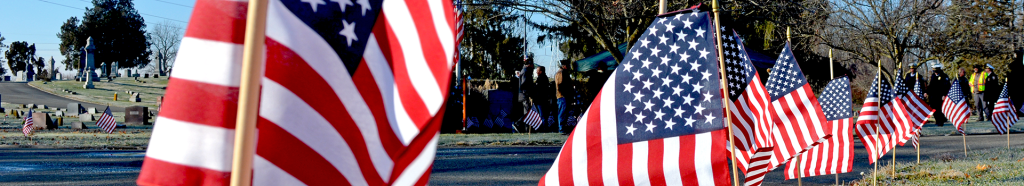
[[968, 65, 989, 121]]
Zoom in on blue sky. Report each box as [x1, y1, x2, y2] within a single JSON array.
[[0, 0, 194, 75], [0, 0, 564, 77]]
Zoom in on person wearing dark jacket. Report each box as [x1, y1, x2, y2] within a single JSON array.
[[983, 64, 1000, 119], [925, 65, 950, 126], [957, 68, 971, 108]]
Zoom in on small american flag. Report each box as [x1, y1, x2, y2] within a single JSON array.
[[540, 7, 730, 185], [991, 82, 1017, 135], [910, 128, 920, 150], [855, 73, 896, 164], [22, 109, 33, 136], [785, 77, 854, 179], [721, 29, 774, 186], [138, 0, 460, 185], [96, 106, 117, 133], [524, 107, 543, 130], [891, 70, 934, 146], [944, 75, 972, 134], [763, 42, 830, 169]]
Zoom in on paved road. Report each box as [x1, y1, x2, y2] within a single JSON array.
[[430, 133, 1024, 185], [0, 133, 1019, 185], [0, 82, 124, 112], [0, 149, 144, 186]]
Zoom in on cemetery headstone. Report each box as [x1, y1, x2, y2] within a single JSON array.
[[55, 111, 64, 117], [25, 64, 34, 82], [67, 103, 82, 114], [100, 63, 108, 77], [144, 74, 150, 78], [71, 122, 87, 129], [78, 113, 94, 122], [83, 37, 96, 89], [36, 105, 47, 109], [88, 107, 98, 114], [49, 58, 56, 80], [3, 76, 8, 81], [26, 104, 35, 109], [131, 93, 141, 102], [56, 117, 63, 126], [125, 106, 149, 125], [16, 71, 25, 81], [32, 112, 56, 130]]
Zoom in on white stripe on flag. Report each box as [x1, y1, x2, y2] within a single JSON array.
[[663, 137, 683, 186], [363, 35, 402, 144], [382, 0, 444, 115], [695, 132, 715, 186], [170, 38, 243, 87], [599, 78, 620, 185], [632, 141, 650, 186], [145, 117, 234, 172], [392, 133, 440, 186], [253, 155, 305, 186], [571, 112, 589, 186]]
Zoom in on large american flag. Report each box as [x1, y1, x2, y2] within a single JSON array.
[[21, 109, 33, 137], [539, 8, 730, 186], [891, 70, 934, 146], [991, 82, 1018, 135], [763, 42, 830, 169], [855, 73, 896, 164], [721, 30, 774, 186], [96, 106, 117, 134], [944, 76, 972, 134], [137, 0, 459, 185], [784, 77, 854, 179]]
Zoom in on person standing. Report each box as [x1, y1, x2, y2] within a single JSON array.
[[926, 65, 950, 126], [983, 64, 1000, 120], [519, 62, 535, 119], [531, 66, 551, 127], [554, 60, 573, 134], [904, 64, 925, 89], [969, 65, 990, 121]]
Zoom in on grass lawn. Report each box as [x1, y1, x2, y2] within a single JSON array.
[[853, 147, 1024, 185], [28, 77, 168, 109]]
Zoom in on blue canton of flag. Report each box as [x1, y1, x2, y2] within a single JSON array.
[[285, 0, 382, 75], [892, 69, 909, 96], [868, 73, 894, 104], [764, 43, 805, 100], [821, 77, 853, 121], [615, 10, 723, 144], [723, 30, 756, 100]]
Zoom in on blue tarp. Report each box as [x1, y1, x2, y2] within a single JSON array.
[[572, 43, 778, 72]]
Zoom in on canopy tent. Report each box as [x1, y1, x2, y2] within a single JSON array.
[[572, 43, 778, 72]]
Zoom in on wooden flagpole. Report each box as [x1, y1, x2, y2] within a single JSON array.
[[873, 60, 881, 186], [963, 125, 968, 157], [787, 27, 802, 186], [229, 0, 270, 185], [829, 48, 839, 185], [1008, 78, 1011, 148], [892, 62, 901, 176], [917, 72, 921, 165], [711, 1, 739, 186]]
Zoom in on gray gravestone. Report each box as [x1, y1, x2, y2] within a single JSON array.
[[112, 62, 119, 77], [36, 105, 47, 109], [83, 37, 96, 89], [50, 58, 56, 80], [125, 106, 149, 125], [26, 104, 35, 109], [100, 63, 108, 77], [87, 107, 97, 114], [71, 122, 87, 129], [68, 103, 82, 114], [55, 111, 64, 117], [78, 113, 94, 122], [33, 112, 56, 130], [130, 93, 141, 102]]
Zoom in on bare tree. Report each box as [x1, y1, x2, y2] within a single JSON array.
[[149, 20, 183, 74]]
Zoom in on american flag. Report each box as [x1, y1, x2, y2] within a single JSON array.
[[96, 106, 117, 133], [524, 107, 543, 130], [943, 75, 972, 134], [721, 30, 774, 186], [913, 75, 923, 96], [991, 82, 1017, 135], [784, 77, 854, 179], [854, 72, 896, 164], [21, 109, 33, 136], [910, 128, 920, 150], [763, 42, 830, 169], [891, 70, 934, 146], [137, 0, 459, 185], [539, 8, 730, 186]]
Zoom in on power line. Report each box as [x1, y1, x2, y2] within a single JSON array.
[[152, 0, 192, 8], [36, 0, 188, 24]]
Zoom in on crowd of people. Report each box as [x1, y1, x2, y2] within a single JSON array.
[[515, 60, 577, 134], [923, 64, 1003, 126]]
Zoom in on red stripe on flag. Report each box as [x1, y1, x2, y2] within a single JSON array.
[[136, 157, 230, 186], [558, 131, 575, 186], [618, 144, 635, 186], [263, 39, 386, 184], [711, 130, 732, 186], [158, 78, 239, 129], [586, 94, 604, 185], [255, 118, 360, 185], [400, 0, 453, 89], [677, 135, 698, 184], [352, 60, 405, 158], [184, 0, 247, 44], [389, 102, 446, 183], [647, 139, 666, 186], [376, 15, 433, 127]]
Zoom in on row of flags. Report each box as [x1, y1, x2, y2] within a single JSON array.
[[21, 106, 118, 136], [127, 1, 1018, 185]]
